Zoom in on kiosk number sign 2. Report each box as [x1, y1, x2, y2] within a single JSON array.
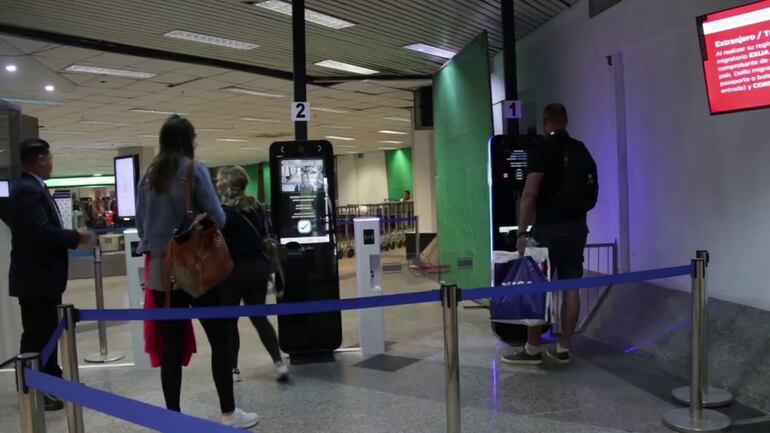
[[292, 101, 310, 122]]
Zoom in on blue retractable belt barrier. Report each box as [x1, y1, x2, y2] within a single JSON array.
[[40, 319, 66, 365], [78, 289, 441, 322], [24, 369, 242, 433], [461, 264, 694, 301]]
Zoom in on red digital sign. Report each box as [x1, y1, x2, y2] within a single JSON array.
[[700, 0, 770, 114]]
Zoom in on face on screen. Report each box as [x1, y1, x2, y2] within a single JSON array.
[[278, 159, 330, 245]]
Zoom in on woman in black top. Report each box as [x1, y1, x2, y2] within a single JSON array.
[[216, 165, 289, 383]]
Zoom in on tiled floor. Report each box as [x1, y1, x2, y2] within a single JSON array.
[[0, 249, 766, 432]]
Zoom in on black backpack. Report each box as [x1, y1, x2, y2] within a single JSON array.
[[559, 140, 598, 215]]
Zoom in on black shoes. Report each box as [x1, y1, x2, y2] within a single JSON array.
[[545, 349, 571, 365], [44, 394, 64, 411], [501, 350, 543, 366]]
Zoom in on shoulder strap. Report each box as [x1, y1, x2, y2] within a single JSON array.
[[236, 209, 262, 239], [184, 162, 194, 214]]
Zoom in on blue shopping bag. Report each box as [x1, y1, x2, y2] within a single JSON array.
[[490, 256, 549, 321]]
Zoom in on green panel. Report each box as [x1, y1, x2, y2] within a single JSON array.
[[385, 148, 413, 201], [433, 33, 493, 288], [46, 176, 115, 187], [261, 163, 271, 205]]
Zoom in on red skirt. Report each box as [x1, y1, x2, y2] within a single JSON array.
[[143, 253, 197, 368]]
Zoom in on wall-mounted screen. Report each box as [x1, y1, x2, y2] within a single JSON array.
[[699, 0, 770, 114], [277, 158, 330, 245], [113, 155, 139, 218]]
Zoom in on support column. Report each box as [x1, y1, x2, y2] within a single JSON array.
[[411, 129, 436, 233], [501, 0, 518, 135], [611, 52, 631, 273], [293, 0, 308, 141]]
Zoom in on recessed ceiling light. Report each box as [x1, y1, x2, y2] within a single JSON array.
[[0, 96, 62, 106], [379, 140, 404, 144], [325, 135, 355, 141], [217, 138, 248, 142], [378, 147, 398, 151], [197, 128, 227, 132], [315, 60, 378, 75], [81, 120, 129, 126], [138, 134, 158, 138], [42, 131, 88, 135], [335, 144, 357, 148], [241, 117, 281, 123], [403, 43, 457, 59], [240, 146, 263, 150], [5, 64, 17, 72], [378, 130, 408, 135], [44, 85, 55, 92], [130, 108, 187, 115], [254, 0, 356, 29], [163, 30, 259, 50], [225, 86, 285, 98], [320, 125, 353, 130], [93, 173, 103, 177], [65, 64, 156, 79], [314, 107, 349, 114], [382, 117, 410, 123]]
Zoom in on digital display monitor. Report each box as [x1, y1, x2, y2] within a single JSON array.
[[699, 0, 770, 114], [113, 155, 139, 218], [0, 180, 9, 198], [278, 158, 331, 245]]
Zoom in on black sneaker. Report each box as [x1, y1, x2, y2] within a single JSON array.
[[545, 349, 571, 365], [501, 350, 543, 366], [44, 394, 64, 411]]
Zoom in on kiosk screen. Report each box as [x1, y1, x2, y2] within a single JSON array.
[[278, 158, 331, 245]]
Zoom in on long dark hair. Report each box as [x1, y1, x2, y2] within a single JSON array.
[[147, 115, 196, 193]]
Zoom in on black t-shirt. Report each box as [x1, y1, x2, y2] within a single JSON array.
[[526, 130, 587, 227], [221, 204, 268, 260]]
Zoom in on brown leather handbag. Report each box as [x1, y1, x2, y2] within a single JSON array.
[[164, 163, 233, 305]]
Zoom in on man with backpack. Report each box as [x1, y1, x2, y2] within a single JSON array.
[[502, 103, 598, 366]]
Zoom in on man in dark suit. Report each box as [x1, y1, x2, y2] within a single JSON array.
[[9, 138, 94, 411]]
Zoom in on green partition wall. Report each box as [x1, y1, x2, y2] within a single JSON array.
[[385, 148, 413, 201], [433, 33, 493, 288]]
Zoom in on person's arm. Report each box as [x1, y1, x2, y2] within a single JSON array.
[[193, 161, 226, 228], [16, 188, 83, 250]]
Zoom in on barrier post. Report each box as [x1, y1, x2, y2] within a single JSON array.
[[441, 284, 461, 433], [662, 258, 730, 432], [671, 251, 733, 407], [85, 244, 124, 363], [15, 353, 46, 433], [414, 215, 421, 263], [58, 305, 85, 433]]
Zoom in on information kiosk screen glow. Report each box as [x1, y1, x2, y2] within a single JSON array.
[[278, 158, 331, 245]]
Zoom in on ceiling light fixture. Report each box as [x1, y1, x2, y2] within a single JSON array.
[[314, 107, 349, 114], [130, 108, 187, 115], [378, 130, 408, 135], [44, 85, 55, 92], [81, 120, 129, 126], [225, 86, 285, 98], [254, 0, 356, 29], [93, 173, 103, 177], [240, 117, 281, 123], [65, 64, 156, 79], [197, 128, 227, 132], [335, 144, 357, 148], [42, 131, 88, 135], [0, 96, 62, 106], [378, 147, 398, 150], [382, 117, 411, 123], [315, 60, 378, 75], [163, 30, 259, 50], [320, 125, 353, 130], [138, 134, 158, 138], [403, 43, 457, 59], [217, 138, 248, 142], [325, 135, 355, 141], [5, 64, 17, 72], [379, 140, 404, 144]]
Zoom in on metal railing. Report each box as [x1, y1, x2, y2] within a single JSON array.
[[336, 201, 417, 257]]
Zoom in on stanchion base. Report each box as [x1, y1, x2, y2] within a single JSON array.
[[662, 408, 731, 433], [84, 351, 125, 364], [672, 386, 734, 408]]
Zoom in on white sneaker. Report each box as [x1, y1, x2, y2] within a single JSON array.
[[222, 408, 259, 429], [232, 368, 242, 383], [275, 361, 290, 381]]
